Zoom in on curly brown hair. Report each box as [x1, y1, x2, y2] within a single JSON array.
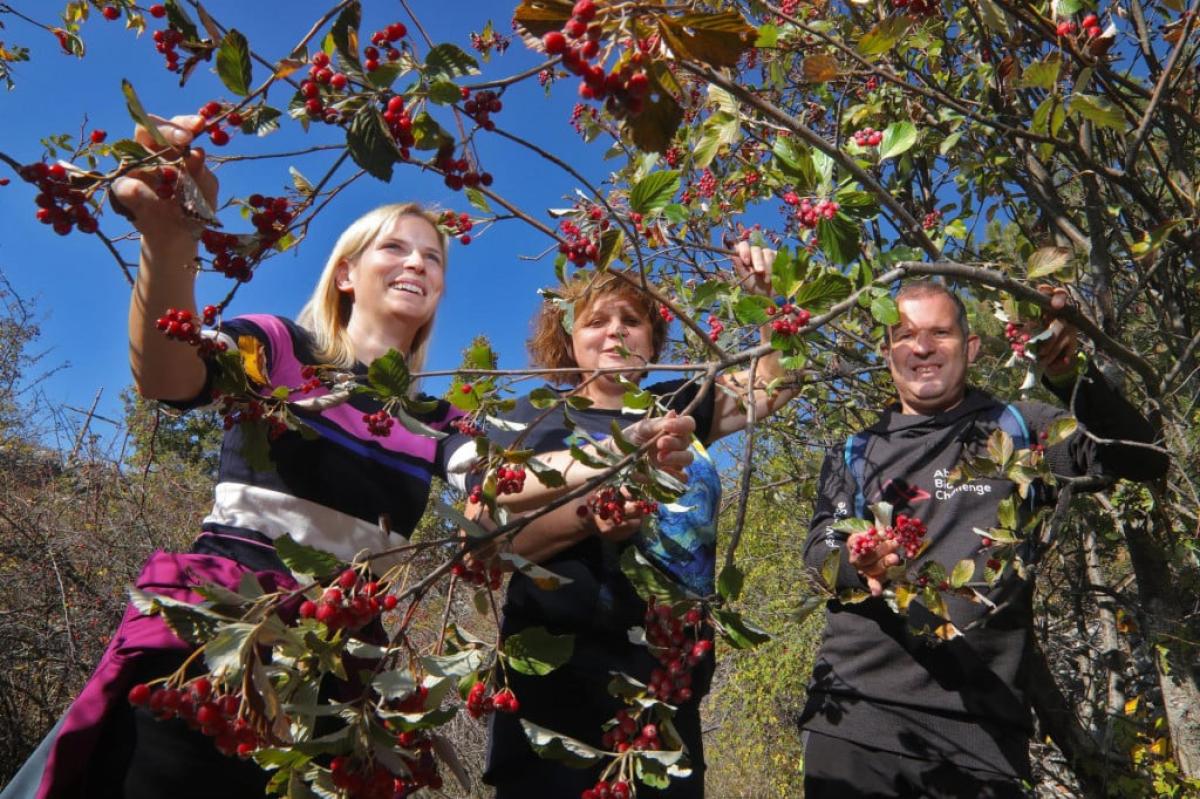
[[527, 271, 669, 385]]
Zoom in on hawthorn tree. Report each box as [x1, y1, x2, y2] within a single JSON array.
[[1, 0, 1198, 797]]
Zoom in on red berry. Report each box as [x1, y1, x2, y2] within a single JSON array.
[[90, 130, 107, 144], [544, 30, 567, 53], [102, 6, 120, 21], [149, 4, 166, 17], [573, 0, 597, 22], [128, 683, 152, 705], [208, 127, 230, 146], [1082, 13, 1099, 28]]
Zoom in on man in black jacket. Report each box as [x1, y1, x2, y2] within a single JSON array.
[[799, 281, 1168, 798]]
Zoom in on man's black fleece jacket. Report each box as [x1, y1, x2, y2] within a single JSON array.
[[799, 365, 1168, 776]]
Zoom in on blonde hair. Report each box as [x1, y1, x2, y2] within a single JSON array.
[[527, 271, 669, 385], [297, 203, 448, 379]]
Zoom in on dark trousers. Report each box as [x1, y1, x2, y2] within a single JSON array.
[[803, 731, 1033, 799]]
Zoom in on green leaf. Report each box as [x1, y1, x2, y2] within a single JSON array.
[[527, 387, 560, 410], [976, 0, 1011, 35], [367, 348, 410, 398], [1069, 94, 1126, 131], [331, 2, 362, 69], [430, 499, 489, 539], [997, 495, 1018, 532], [794, 272, 852, 312], [622, 384, 654, 411], [275, 533, 344, 579], [816, 214, 860, 266], [465, 188, 491, 213], [878, 122, 917, 161], [820, 549, 841, 591], [1044, 416, 1077, 447], [858, 16, 912, 58], [372, 669, 417, 700], [524, 457, 566, 490], [422, 649, 486, 679], [216, 29, 252, 96], [630, 171, 681, 214], [835, 190, 879, 220], [426, 79, 462, 105], [755, 24, 779, 48], [498, 552, 574, 589], [1018, 54, 1061, 90], [717, 563, 744, 601], [121, 80, 170, 148], [503, 626, 574, 675], [346, 109, 399, 182], [128, 587, 224, 643], [520, 721, 605, 767], [410, 110, 451, 151], [733, 295, 773, 326], [625, 64, 683, 154], [870, 294, 900, 325], [239, 420, 274, 473], [712, 606, 770, 649], [657, 11, 755, 69], [203, 622, 255, 678], [772, 137, 816, 190], [790, 595, 826, 624], [869, 501, 894, 529], [425, 43, 480, 79], [163, 0, 200, 42], [620, 546, 689, 602], [950, 558, 976, 588]]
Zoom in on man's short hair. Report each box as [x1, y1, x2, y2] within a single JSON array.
[[887, 280, 970, 342]]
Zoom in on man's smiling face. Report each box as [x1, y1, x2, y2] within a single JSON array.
[[885, 291, 980, 415]]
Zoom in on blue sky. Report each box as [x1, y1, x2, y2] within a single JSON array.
[[1, 2, 629, 450]]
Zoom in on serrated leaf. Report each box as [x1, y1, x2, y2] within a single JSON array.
[[630, 170, 680, 214], [289, 166, 315, 196], [465, 188, 491, 213], [239, 420, 274, 473], [512, 0, 574, 38], [733, 295, 773, 326], [121, 80, 170, 148], [1019, 54, 1061, 90], [1044, 416, 1077, 446], [128, 587, 224, 643], [203, 622, 255, 678], [950, 559, 976, 588], [801, 53, 840, 83], [372, 669, 417, 700], [520, 721, 605, 767], [163, 0, 200, 42], [425, 43, 480, 79], [625, 64, 683, 154], [331, 2, 361, 69], [794, 272, 852, 312], [1069, 94, 1126, 131], [427, 79, 462, 105], [987, 429, 1014, 467], [347, 109, 398, 182], [597, 227, 624, 269], [367, 348, 410, 398], [713, 606, 770, 649], [422, 648, 486, 679], [275, 533, 344, 579], [878, 122, 917, 161], [858, 16, 911, 58], [657, 11, 755, 69], [816, 215, 860, 266], [524, 457, 566, 489], [502, 626, 574, 675], [498, 551, 573, 589], [620, 546, 689, 602], [717, 563, 744, 600], [216, 29, 252, 96], [870, 294, 900, 325], [1026, 246, 1072, 279]]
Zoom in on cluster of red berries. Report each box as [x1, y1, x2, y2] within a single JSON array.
[[600, 709, 664, 756], [853, 126, 884, 147], [434, 144, 491, 191], [793, 197, 840, 229], [300, 52, 350, 124], [665, 147, 682, 168], [450, 555, 504, 589], [363, 22, 408, 72], [363, 409, 395, 437], [247, 194, 293, 248], [329, 750, 441, 799], [569, 101, 599, 134], [850, 513, 929, 560], [20, 161, 98, 236], [198, 101, 239, 146], [200, 230, 252, 282], [463, 89, 503, 130], [128, 679, 262, 758], [1004, 321, 1032, 356], [150, 25, 186, 73], [494, 465, 527, 495], [466, 682, 519, 719], [658, 304, 674, 323], [581, 777, 632, 799], [449, 417, 485, 437], [557, 219, 600, 266], [297, 364, 323, 394], [643, 601, 711, 704], [922, 210, 942, 230], [767, 302, 811, 336], [381, 96, 415, 159], [438, 210, 474, 245], [544, 2, 652, 117], [155, 306, 223, 355], [696, 170, 718, 198], [892, 0, 940, 17], [578, 486, 657, 525], [1056, 13, 1103, 38], [299, 569, 398, 631], [707, 315, 725, 342]]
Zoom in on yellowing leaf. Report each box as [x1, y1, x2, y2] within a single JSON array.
[[801, 53, 840, 83], [934, 621, 961, 640], [238, 335, 269, 386], [1026, 246, 1072, 279], [1148, 737, 1168, 757], [1124, 696, 1140, 715]]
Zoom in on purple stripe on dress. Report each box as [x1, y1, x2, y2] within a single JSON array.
[[235, 314, 461, 461], [32, 551, 298, 799]]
